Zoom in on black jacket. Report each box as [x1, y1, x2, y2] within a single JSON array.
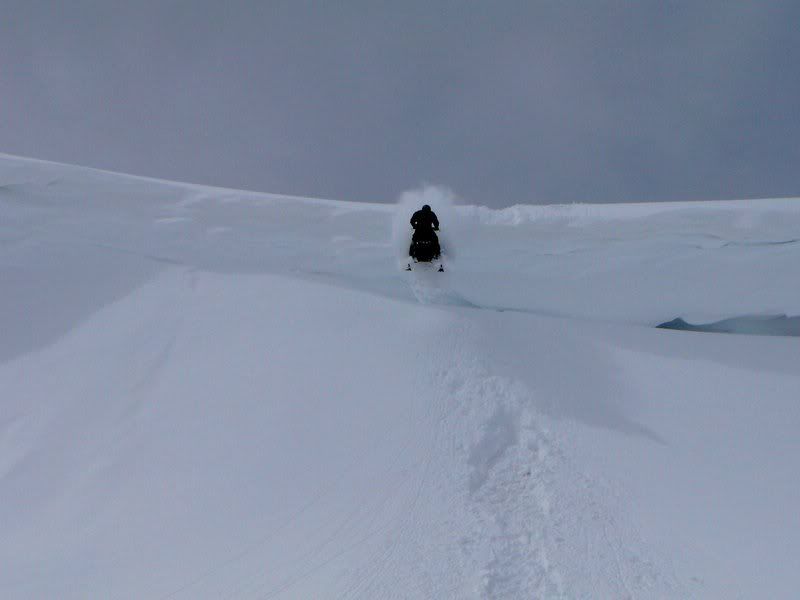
[[410, 209, 439, 232]]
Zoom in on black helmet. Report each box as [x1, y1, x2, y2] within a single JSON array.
[[422, 204, 431, 212]]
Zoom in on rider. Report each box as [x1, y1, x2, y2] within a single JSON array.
[[410, 204, 439, 244], [408, 204, 443, 270]]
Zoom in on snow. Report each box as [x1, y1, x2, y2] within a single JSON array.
[[1, 153, 799, 598]]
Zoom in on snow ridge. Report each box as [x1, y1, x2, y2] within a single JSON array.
[[358, 290, 685, 599]]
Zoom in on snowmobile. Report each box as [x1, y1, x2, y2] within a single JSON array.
[[406, 204, 444, 272], [406, 232, 444, 272]]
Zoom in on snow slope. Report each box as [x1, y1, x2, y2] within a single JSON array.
[[1, 154, 799, 599]]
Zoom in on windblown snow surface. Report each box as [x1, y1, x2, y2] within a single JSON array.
[[2, 154, 799, 599]]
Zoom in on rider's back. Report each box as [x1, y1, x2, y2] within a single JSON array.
[[410, 209, 439, 232]]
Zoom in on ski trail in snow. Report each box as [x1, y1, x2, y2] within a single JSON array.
[[446, 356, 566, 598], [407, 316, 686, 599], [407, 267, 478, 308]]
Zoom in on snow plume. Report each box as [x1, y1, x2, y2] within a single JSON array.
[[391, 185, 458, 264]]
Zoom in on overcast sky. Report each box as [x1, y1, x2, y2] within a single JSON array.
[[3, 1, 800, 206]]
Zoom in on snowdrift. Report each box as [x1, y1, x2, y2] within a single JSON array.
[[659, 315, 800, 337], [2, 154, 799, 599]]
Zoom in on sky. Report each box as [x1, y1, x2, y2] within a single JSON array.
[[2, 0, 800, 206]]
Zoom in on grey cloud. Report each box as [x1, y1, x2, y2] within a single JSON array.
[[2, 1, 800, 206]]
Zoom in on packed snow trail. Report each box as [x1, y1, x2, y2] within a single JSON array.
[[1, 154, 800, 598]]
